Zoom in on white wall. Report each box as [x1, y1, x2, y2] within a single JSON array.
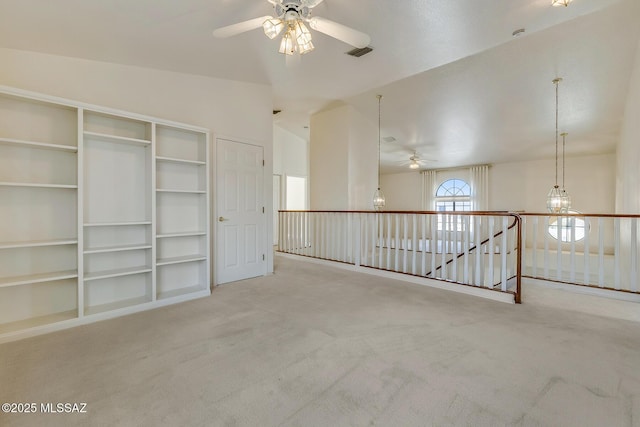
[[310, 105, 349, 210], [381, 153, 616, 213], [274, 125, 308, 178], [273, 124, 308, 211], [616, 39, 640, 214], [0, 47, 275, 276]]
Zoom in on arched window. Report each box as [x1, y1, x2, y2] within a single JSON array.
[[548, 211, 587, 242], [435, 179, 471, 231], [435, 179, 471, 212]]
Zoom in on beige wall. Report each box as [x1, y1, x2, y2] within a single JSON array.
[[490, 153, 616, 213], [381, 152, 616, 213], [310, 104, 377, 210], [310, 105, 349, 210], [380, 172, 421, 211], [616, 39, 640, 214]]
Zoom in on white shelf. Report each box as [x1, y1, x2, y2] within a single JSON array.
[[83, 131, 151, 147], [0, 310, 77, 335], [0, 239, 77, 250], [84, 296, 150, 316], [157, 285, 206, 301], [156, 156, 205, 166], [0, 182, 77, 189], [84, 266, 151, 282], [156, 255, 206, 266], [0, 137, 77, 152], [0, 270, 78, 288], [156, 188, 206, 194], [84, 244, 152, 254], [84, 221, 151, 227], [156, 231, 206, 239]]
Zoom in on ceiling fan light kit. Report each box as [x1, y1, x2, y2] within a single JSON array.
[[213, 0, 371, 57]]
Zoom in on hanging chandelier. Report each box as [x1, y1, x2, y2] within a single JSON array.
[[373, 95, 385, 211], [547, 77, 570, 213]]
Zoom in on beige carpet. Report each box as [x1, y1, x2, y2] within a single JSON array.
[[1, 255, 640, 426]]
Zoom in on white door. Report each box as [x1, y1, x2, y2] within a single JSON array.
[[216, 139, 265, 284]]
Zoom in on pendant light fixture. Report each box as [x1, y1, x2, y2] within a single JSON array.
[[560, 132, 571, 212], [547, 77, 566, 213], [373, 94, 386, 211]]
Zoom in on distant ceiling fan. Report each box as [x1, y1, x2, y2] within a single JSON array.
[[400, 151, 436, 170], [212, 0, 371, 55]]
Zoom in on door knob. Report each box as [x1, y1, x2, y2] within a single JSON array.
[[218, 216, 229, 222]]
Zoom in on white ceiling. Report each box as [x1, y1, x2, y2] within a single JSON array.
[[0, 0, 637, 173]]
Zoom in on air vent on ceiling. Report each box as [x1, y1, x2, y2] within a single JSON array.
[[273, 109, 282, 115], [346, 46, 373, 57], [383, 136, 396, 143]]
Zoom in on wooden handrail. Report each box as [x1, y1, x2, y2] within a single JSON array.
[[426, 215, 519, 276]]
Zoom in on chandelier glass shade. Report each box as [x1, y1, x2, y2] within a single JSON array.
[[266, 18, 314, 55]]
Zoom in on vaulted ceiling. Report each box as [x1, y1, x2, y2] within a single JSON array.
[[0, 0, 637, 172]]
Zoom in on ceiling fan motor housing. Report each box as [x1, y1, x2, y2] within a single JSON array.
[[275, 1, 311, 21]]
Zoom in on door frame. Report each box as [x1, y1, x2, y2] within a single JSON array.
[[213, 135, 271, 286]]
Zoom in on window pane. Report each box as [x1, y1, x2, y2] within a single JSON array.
[[436, 179, 471, 197], [286, 176, 307, 210]]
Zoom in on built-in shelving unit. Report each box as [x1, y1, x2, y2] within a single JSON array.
[[155, 124, 210, 301], [0, 86, 210, 342]]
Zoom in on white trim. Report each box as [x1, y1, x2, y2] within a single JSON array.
[[277, 253, 516, 304], [0, 290, 211, 344]]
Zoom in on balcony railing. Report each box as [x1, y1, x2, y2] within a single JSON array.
[[277, 210, 640, 303], [520, 213, 640, 295], [277, 211, 522, 303]]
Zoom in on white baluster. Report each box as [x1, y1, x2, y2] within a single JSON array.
[[488, 216, 495, 287], [463, 215, 470, 284], [412, 215, 418, 275], [474, 216, 482, 286], [532, 217, 538, 278], [583, 217, 590, 286], [452, 214, 458, 282], [598, 217, 604, 288], [543, 216, 549, 279], [631, 218, 638, 293], [570, 216, 576, 283], [421, 214, 427, 276], [431, 214, 437, 278], [501, 216, 508, 291], [556, 215, 562, 281], [615, 217, 621, 290]]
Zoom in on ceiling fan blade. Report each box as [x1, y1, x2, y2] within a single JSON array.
[[212, 16, 273, 38], [308, 16, 370, 48], [302, 0, 325, 7]]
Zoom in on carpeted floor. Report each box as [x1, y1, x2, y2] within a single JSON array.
[[1, 255, 639, 426]]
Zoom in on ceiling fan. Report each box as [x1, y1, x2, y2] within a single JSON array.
[[212, 0, 371, 55], [400, 151, 436, 170]]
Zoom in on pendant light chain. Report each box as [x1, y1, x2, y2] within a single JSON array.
[[562, 132, 566, 189], [554, 78, 559, 187], [377, 94, 382, 190]]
